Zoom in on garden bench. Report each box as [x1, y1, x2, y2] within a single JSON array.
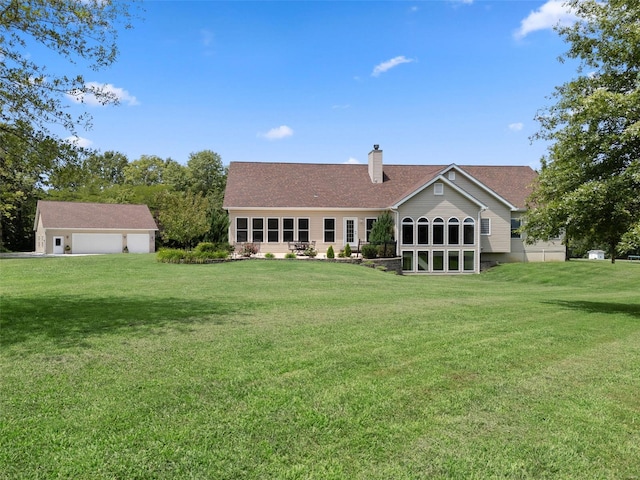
[[629, 255, 640, 261]]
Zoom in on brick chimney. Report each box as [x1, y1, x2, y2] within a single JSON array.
[[368, 144, 383, 184]]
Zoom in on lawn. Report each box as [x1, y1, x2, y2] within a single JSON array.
[[1, 255, 639, 479]]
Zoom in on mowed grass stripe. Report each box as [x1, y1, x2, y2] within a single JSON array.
[[1, 255, 639, 479]]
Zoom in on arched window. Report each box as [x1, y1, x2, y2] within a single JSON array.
[[433, 217, 444, 245], [463, 218, 475, 245], [401, 217, 414, 245], [417, 217, 429, 245], [447, 217, 459, 245]]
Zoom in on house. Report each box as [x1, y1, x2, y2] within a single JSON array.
[[34, 201, 158, 254], [588, 250, 605, 260], [222, 146, 565, 273]]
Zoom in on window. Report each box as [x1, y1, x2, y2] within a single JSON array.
[[401, 217, 414, 245], [433, 217, 444, 245], [480, 218, 491, 235], [236, 218, 248, 242], [433, 251, 444, 271], [448, 217, 460, 245], [448, 171, 456, 180], [434, 183, 444, 195], [298, 218, 309, 242], [463, 251, 475, 271], [252, 218, 264, 242], [511, 218, 522, 238], [448, 251, 459, 271], [417, 251, 429, 271], [417, 217, 429, 245], [366, 218, 376, 241], [267, 218, 279, 243], [463, 218, 475, 245], [283, 218, 294, 242], [402, 251, 414, 271], [324, 218, 335, 243]]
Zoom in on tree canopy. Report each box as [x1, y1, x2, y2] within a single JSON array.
[[524, 0, 640, 262]]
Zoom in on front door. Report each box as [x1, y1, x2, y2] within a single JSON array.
[[344, 218, 358, 248], [53, 236, 64, 254]]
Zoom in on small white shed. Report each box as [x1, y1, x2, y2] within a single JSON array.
[[588, 250, 605, 260]]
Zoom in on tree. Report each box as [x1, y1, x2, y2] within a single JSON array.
[[124, 156, 166, 186], [157, 191, 209, 248], [0, 0, 137, 152], [369, 211, 395, 244], [524, 0, 640, 263], [186, 150, 227, 197]]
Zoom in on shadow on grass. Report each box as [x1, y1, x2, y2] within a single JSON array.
[[1, 295, 242, 348], [544, 300, 640, 319]]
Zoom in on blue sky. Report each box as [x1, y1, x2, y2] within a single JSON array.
[[50, 0, 581, 169]]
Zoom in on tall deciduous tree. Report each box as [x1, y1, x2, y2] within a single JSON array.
[[0, 0, 137, 249], [0, 0, 136, 148], [158, 191, 209, 248], [524, 0, 640, 262]]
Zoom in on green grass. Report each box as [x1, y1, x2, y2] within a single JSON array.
[[1, 256, 639, 479]]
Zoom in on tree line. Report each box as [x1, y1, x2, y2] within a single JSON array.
[[0, 146, 229, 251]]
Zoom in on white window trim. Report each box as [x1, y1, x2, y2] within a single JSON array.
[[480, 218, 491, 236], [323, 217, 336, 243], [434, 183, 444, 195]]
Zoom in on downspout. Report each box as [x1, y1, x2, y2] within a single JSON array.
[[477, 207, 487, 273]]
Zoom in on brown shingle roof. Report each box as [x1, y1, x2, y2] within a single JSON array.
[[36, 201, 158, 230], [223, 162, 537, 210]]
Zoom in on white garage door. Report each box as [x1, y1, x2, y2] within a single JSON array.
[[126, 234, 151, 253], [72, 233, 122, 254]]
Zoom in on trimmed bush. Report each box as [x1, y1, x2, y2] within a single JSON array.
[[195, 242, 233, 254], [361, 244, 378, 259], [344, 243, 352, 258], [326, 245, 335, 259], [264, 252, 275, 259], [285, 252, 297, 259], [156, 248, 186, 263]]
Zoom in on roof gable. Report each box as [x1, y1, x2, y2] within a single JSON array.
[[391, 173, 488, 210], [35, 201, 158, 231]]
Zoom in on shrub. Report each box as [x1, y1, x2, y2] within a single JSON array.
[[326, 245, 335, 259], [196, 242, 233, 254], [338, 249, 345, 258], [361, 244, 378, 259], [156, 248, 187, 263], [194, 242, 216, 253], [369, 211, 395, 245], [285, 252, 296, 259], [264, 252, 275, 259], [377, 243, 396, 258], [304, 246, 317, 258], [239, 243, 259, 257], [344, 243, 352, 258]]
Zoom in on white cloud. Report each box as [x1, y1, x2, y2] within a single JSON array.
[[514, 0, 578, 39], [344, 157, 360, 164], [509, 122, 524, 132], [258, 125, 294, 140], [371, 56, 415, 77], [200, 29, 214, 47], [67, 82, 139, 107], [64, 135, 93, 148]]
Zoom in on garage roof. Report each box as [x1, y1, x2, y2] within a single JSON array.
[[35, 201, 158, 230]]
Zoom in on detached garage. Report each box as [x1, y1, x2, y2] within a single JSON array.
[[34, 201, 158, 255]]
